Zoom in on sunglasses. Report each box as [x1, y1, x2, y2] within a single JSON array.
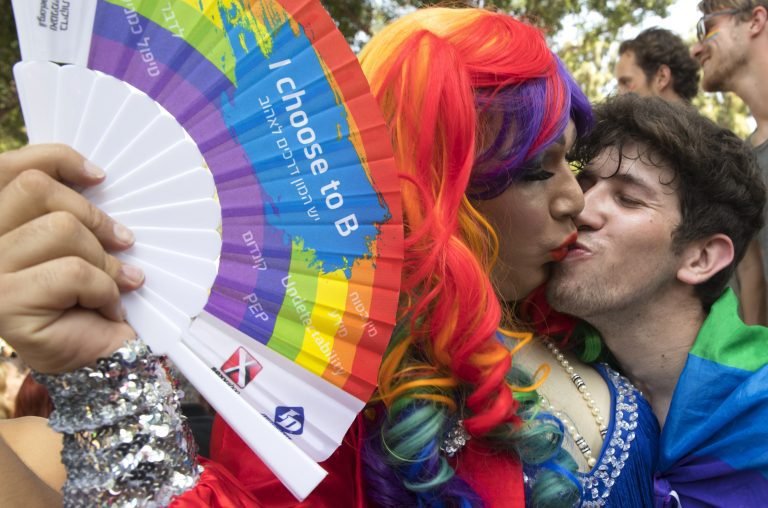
[[696, 8, 745, 41]]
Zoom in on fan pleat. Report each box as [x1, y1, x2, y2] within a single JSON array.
[[97, 168, 214, 212], [119, 251, 209, 318], [109, 198, 221, 229], [131, 227, 222, 261], [83, 121, 200, 196]]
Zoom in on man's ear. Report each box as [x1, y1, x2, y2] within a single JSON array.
[[677, 234, 735, 285], [749, 5, 767, 37], [653, 64, 672, 92]]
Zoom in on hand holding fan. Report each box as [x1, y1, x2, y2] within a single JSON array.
[[11, 0, 403, 500]]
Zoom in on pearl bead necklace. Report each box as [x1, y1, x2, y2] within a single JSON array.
[[542, 340, 608, 469]]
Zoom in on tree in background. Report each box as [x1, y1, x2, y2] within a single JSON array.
[[0, 1, 24, 151], [693, 85, 753, 139], [0, 0, 753, 147], [335, 0, 755, 138]]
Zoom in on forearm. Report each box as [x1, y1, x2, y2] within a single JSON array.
[[35, 340, 200, 507]]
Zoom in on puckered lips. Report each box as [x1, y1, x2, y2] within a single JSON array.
[[550, 232, 578, 262], [561, 239, 592, 261]]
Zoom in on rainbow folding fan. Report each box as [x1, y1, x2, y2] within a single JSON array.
[[11, 0, 403, 500]]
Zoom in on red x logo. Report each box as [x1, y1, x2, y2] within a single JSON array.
[[221, 347, 263, 388]]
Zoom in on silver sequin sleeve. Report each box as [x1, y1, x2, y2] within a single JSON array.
[[34, 340, 201, 507]]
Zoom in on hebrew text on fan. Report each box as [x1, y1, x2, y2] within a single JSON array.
[[260, 58, 360, 238]]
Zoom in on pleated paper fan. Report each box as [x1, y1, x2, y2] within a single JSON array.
[[12, 0, 403, 500]]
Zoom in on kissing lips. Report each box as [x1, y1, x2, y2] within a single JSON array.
[[550, 232, 578, 262], [563, 241, 591, 261]]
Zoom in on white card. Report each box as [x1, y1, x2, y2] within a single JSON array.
[[11, 0, 97, 66]]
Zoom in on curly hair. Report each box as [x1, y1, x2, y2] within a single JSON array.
[[358, 7, 593, 507], [571, 94, 766, 308], [619, 28, 700, 101]]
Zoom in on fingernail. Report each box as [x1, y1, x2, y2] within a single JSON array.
[[120, 264, 144, 285], [83, 160, 106, 179], [114, 222, 135, 245]]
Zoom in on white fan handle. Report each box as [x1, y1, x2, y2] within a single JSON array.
[[123, 295, 328, 501], [13, 61, 59, 144], [169, 334, 328, 501]]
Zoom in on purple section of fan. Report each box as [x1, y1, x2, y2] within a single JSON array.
[[88, 2, 290, 343]]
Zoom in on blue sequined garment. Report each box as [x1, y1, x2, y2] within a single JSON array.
[[525, 363, 660, 507]]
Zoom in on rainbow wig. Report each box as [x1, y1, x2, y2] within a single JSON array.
[[359, 7, 592, 508]]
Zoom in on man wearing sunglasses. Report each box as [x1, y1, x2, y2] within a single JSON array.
[[691, 0, 768, 327]]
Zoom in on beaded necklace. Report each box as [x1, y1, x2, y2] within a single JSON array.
[[541, 340, 608, 468]]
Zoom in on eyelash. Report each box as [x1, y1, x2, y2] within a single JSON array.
[[618, 194, 642, 207], [520, 155, 555, 182], [521, 169, 554, 182]]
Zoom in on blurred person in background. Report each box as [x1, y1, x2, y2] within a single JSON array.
[[0, 349, 28, 419], [691, 0, 768, 325], [615, 27, 699, 103]]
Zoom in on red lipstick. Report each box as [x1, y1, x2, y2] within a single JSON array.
[[550, 232, 577, 262]]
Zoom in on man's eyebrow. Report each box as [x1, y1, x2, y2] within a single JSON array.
[[610, 171, 659, 197], [582, 165, 659, 196]]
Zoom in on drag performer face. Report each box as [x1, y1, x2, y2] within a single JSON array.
[[476, 119, 582, 302]]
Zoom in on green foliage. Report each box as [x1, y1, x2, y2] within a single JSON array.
[[0, 1, 25, 150], [323, 0, 373, 45], [413, 1, 751, 137], [695, 91, 753, 138], [0, 1, 752, 148]]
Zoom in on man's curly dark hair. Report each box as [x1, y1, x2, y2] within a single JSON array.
[[571, 94, 766, 308], [619, 28, 700, 101]]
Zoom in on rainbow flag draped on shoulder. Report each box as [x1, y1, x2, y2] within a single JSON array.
[[654, 289, 768, 507]]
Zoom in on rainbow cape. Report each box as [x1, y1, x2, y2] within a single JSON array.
[[654, 289, 768, 507]]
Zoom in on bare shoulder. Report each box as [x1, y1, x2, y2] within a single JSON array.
[[0, 416, 65, 492], [512, 339, 612, 470]]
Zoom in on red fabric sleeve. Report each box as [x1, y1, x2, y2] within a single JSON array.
[[171, 414, 366, 508], [171, 414, 526, 507], [454, 440, 526, 508], [171, 459, 264, 508]]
